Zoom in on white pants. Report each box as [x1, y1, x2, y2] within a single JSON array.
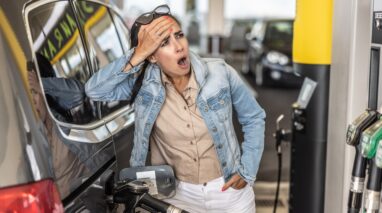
[[164, 177, 256, 213]]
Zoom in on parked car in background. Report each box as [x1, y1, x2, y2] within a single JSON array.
[[227, 19, 256, 52], [244, 19, 303, 87]]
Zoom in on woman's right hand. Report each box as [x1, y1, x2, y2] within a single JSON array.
[[130, 16, 174, 66]]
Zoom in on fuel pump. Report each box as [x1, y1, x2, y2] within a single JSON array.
[[273, 77, 319, 212], [346, 109, 379, 213], [273, 114, 291, 213], [360, 118, 382, 212]]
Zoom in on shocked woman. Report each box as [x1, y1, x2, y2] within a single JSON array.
[[85, 4, 265, 213]]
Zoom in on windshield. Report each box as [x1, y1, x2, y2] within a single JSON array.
[[264, 21, 293, 50]]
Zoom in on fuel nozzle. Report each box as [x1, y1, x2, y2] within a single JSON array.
[[375, 141, 382, 168], [346, 109, 378, 146], [361, 118, 382, 159], [359, 116, 382, 213], [346, 110, 379, 213], [272, 114, 291, 213], [273, 114, 292, 154]]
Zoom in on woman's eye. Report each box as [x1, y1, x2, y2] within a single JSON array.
[[161, 39, 169, 47], [176, 32, 184, 39]]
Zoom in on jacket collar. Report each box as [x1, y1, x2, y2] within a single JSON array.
[[144, 51, 208, 87], [190, 51, 208, 87]]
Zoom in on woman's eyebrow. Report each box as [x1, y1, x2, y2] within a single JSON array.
[[174, 31, 182, 36], [162, 30, 182, 42]]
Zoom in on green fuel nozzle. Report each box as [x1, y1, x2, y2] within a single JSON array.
[[346, 110, 379, 212], [346, 109, 378, 146], [375, 140, 382, 168], [361, 118, 382, 159]]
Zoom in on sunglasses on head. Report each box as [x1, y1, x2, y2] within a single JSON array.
[[134, 4, 171, 26]]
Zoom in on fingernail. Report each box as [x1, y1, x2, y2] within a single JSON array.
[[221, 187, 225, 192]]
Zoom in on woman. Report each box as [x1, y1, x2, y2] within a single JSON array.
[[85, 5, 265, 213]]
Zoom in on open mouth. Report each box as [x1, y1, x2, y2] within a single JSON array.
[[177, 57, 187, 66]]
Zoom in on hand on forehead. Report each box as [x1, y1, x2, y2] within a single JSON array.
[[140, 16, 172, 31], [135, 15, 175, 55]]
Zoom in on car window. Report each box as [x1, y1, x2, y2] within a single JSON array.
[[264, 21, 293, 48], [28, 1, 98, 125], [25, 1, 115, 199], [74, 1, 131, 118], [111, 11, 131, 54], [74, 1, 124, 70]]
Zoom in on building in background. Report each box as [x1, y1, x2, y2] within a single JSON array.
[[121, 0, 295, 55]]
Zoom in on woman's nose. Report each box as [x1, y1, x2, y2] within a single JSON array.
[[174, 40, 183, 52]]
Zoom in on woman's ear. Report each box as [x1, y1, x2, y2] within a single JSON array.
[[148, 55, 157, 63]]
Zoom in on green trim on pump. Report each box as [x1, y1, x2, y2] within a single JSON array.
[[361, 117, 382, 159]]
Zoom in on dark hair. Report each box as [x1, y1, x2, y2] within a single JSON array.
[[35, 53, 55, 78]]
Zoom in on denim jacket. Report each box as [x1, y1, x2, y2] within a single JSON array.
[[42, 77, 85, 110], [85, 49, 266, 185]]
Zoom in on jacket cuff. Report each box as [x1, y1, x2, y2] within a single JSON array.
[[238, 166, 256, 186], [113, 47, 144, 77]]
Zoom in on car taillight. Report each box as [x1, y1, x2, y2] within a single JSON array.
[[0, 179, 64, 213]]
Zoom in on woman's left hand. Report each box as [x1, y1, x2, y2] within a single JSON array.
[[221, 173, 247, 191]]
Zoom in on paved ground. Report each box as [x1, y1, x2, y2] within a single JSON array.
[[254, 182, 289, 213]]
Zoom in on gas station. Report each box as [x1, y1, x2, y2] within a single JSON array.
[[1, 0, 382, 212], [194, 0, 382, 212]]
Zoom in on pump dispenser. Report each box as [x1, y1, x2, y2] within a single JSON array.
[[359, 116, 382, 213], [346, 110, 379, 213], [361, 119, 382, 158]]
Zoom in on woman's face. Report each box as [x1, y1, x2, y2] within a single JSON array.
[[149, 17, 190, 79]]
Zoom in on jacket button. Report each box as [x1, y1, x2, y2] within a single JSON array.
[[217, 144, 222, 149], [219, 100, 225, 105], [204, 106, 209, 112], [222, 162, 226, 167], [212, 127, 217, 132]]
